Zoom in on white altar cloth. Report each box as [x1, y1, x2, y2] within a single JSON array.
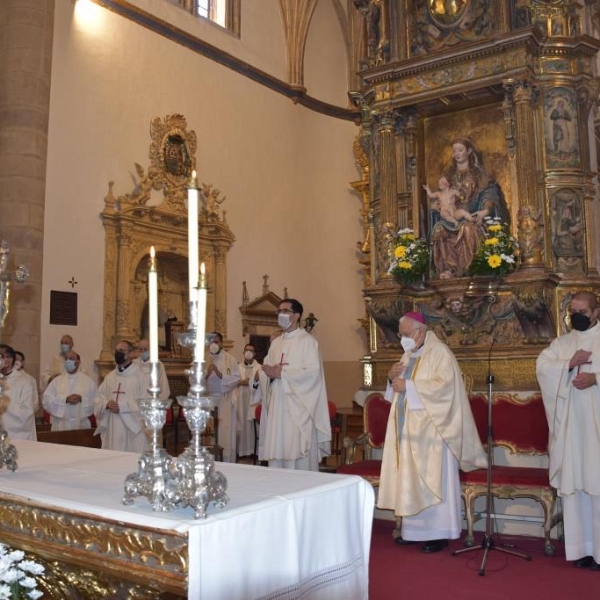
[[0, 441, 374, 599]]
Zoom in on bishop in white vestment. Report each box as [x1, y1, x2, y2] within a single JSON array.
[[377, 312, 486, 553], [536, 291, 600, 568]]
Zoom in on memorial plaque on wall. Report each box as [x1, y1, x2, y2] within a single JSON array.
[[50, 291, 77, 326]]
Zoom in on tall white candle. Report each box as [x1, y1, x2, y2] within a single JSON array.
[[187, 170, 199, 303], [148, 246, 159, 364], [195, 262, 207, 363]]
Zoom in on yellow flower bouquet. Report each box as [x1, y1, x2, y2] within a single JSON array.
[[469, 217, 517, 277], [388, 228, 429, 285]]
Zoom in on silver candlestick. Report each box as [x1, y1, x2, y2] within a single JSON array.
[[123, 363, 180, 511], [174, 300, 229, 519]]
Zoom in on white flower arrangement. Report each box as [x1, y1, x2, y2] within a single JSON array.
[[0, 544, 44, 600]]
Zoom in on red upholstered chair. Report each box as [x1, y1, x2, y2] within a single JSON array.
[[336, 393, 390, 487], [460, 393, 558, 555]]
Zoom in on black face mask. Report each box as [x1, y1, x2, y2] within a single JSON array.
[[114, 350, 127, 365], [570, 312, 592, 332]]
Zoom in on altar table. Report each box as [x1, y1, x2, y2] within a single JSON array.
[[0, 441, 374, 599]]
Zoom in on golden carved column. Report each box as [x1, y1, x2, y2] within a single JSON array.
[[0, 0, 54, 381], [376, 111, 397, 282], [212, 246, 228, 336], [508, 79, 544, 268], [100, 185, 119, 362], [115, 230, 134, 341]]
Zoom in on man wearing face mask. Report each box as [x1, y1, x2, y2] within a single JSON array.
[[253, 299, 331, 471], [378, 312, 486, 553], [537, 291, 600, 570], [40, 334, 90, 390], [237, 344, 261, 458], [133, 339, 171, 401], [94, 340, 148, 452], [0, 344, 39, 440], [14, 351, 39, 405], [205, 332, 241, 462], [42, 351, 97, 431]]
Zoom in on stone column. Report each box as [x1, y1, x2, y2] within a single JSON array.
[[0, 0, 54, 382]]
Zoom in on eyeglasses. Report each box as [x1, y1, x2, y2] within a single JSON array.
[[277, 309, 295, 315]]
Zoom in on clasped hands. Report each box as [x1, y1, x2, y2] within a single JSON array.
[[66, 393, 82, 405], [569, 349, 596, 390], [205, 363, 222, 379], [388, 361, 407, 393]]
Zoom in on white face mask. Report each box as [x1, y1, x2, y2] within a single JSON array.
[[209, 342, 220, 355], [400, 336, 417, 353], [244, 351, 254, 361], [277, 313, 292, 329]]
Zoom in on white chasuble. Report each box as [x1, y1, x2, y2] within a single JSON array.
[[94, 364, 148, 453], [257, 328, 331, 470], [378, 331, 486, 518]]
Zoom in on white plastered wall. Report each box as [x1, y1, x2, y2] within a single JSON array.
[[41, 0, 364, 402]]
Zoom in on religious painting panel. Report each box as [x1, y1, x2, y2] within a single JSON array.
[[543, 87, 580, 169], [408, 0, 498, 57], [422, 104, 513, 280], [550, 187, 584, 273]]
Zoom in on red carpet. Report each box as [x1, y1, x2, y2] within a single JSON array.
[[369, 519, 599, 600]]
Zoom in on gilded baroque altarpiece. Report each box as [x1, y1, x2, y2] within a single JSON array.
[[351, 0, 600, 392], [98, 114, 235, 380]]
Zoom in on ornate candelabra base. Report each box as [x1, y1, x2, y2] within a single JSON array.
[[123, 396, 179, 511], [0, 430, 17, 472], [174, 393, 229, 519]]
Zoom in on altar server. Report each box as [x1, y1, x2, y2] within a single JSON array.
[[94, 340, 148, 452], [536, 290, 600, 570], [205, 332, 241, 462], [378, 312, 486, 553], [253, 298, 331, 471], [0, 344, 38, 440], [42, 351, 97, 430], [237, 344, 261, 457]]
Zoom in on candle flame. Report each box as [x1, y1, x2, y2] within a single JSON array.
[[150, 246, 155, 258], [200, 262, 205, 274]]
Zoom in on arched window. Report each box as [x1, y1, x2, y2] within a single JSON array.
[[171, 0, 240, 36]]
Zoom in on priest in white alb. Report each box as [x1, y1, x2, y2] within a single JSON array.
[[536, 290, 600, 570], [0, 344, 39, 441], [133, 339, 171, 400], [237, 343, 261, 457], [205, 332, 241, 462], [377, 312, 487, 553], [94, 340, 148, 453], [42, 350, 97, 430], [253, 298, 331, 471]]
